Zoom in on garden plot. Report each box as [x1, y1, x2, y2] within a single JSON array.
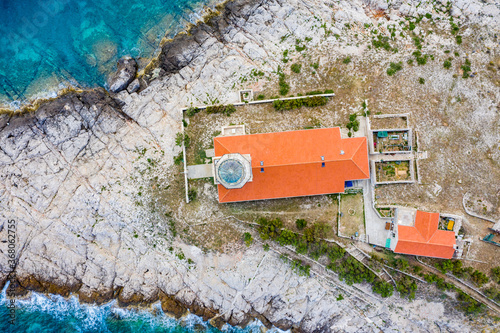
[[375, 160, 412, 183]]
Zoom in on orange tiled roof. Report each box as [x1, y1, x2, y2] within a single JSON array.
[[213, 127, 369, 203], [394, 211, 456, 259]]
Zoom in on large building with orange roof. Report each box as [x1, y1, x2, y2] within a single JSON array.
[[394, 210, 456, 259], [212, 127, 369, 203]]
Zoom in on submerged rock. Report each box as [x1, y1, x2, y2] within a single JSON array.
[[107, 56, 138, 93]]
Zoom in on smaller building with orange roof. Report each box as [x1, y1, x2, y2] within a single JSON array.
[[394, 210, 456, 259]]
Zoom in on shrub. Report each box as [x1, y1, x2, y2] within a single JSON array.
[[243, 232, 253, 246], [419, 77, 425, 84], [310, 62, 319, 70], [306, 90, 323, 95], [302, 222, 328, 243], [471, 270, 489, 287], [295, 44, 306, 52], [175, 133, 190, 148], [456, 35, 462, 45], [185, 106, 200, 117], [291, 63, 302, 73], [443, 60, 452, 69], [277, 66, 290, 95], [387, 62, 402, 76], [343, 57, 351, 64], [324, 89, 334, 94], [258, 217, 283, 240], [173, 152, 184, 165], [296, 219, 307, 230], [272, 96, 328, 111], [188, 188, 197, 201], [277, 229, 298, 246], [263, 243, 270, 251], [396, 275, 417, 300], [492, 267, 500, 283], [206, 104, 236, 116]]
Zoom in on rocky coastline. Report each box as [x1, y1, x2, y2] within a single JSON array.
[[1, 0, 499, 331]]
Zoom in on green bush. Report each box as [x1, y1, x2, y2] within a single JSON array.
[[418, 77, 425, 84], [296, 219, 307, 230], [277, 229, 298, 246], [443, 60, 452, 69], [291, 63, 302, 73], [471, 270, 489, 287], [185, 106, 200, 117], [396, 275, 418, 300], [324, 89, 334, 94], [277, 66, 290, 95], [256, 94, 265, 100], [387, 62, 402, 76], [263, 243, 270, 251], [173, 152, 184, 165], [305, 90, 323, 95], [343, 57, 351, 64], [310, 62, 319, 70], [188, 188, 197, 201], [373, 280, 394, 298], [243, 232, 253, 246], [456, 35, 462, 45], [272, 96, 328, 111], [492, 267, 500, 283], [175, 133, 190, 148], [206, 104, 236, 116], [258, 217, 283, 240]]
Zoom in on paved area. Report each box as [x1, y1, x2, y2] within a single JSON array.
[[187, 164, 214, 179], [359, 179, 392, 247]]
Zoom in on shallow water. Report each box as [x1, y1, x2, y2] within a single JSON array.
[[0, 283, 282, 333], [0, 0, 208, 108]]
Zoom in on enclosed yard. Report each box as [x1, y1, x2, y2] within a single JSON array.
[[375, 160, 411, 183], [373, 130, 411, 153], [338, 192, 365, 239]]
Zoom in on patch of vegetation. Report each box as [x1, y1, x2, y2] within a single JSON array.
[[173, 152, 184, 165], [396, 275, 418, 300], [310, 62, 319, 70], [243, 232, 253, 246], [418, 77, 425, 84], [296, 219, 307, 230], [386, 62, 402, 76], [272, 96, 328, 111], [412, 51, 428, 65], [291, 63, 302, 73], [373, 280, 394, 297], [206, 104, 236, 116], [256, 94, 265, 100], [372, 34, 396, 52], [263, 243, 270, 251], [342, 57, 351, 64], [282, 49, 289, 63], [277, 66, 290, 95], [185, 106, 201, 117], [175, 133, 191, 148], [456, 35, 462, 45], [346, 113, 359, 132], [295, 39, 307, 52], [188, 188, 197, 201], [443, 59, 452, 69], [461, 58, 471, 78], [492, 267, 500, 284]]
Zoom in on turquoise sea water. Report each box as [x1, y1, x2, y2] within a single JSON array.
[[0, 0, 209, 108], [0, 284, 276, 333]]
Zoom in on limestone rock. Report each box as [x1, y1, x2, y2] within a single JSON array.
[[107, 56, 138, 93]]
